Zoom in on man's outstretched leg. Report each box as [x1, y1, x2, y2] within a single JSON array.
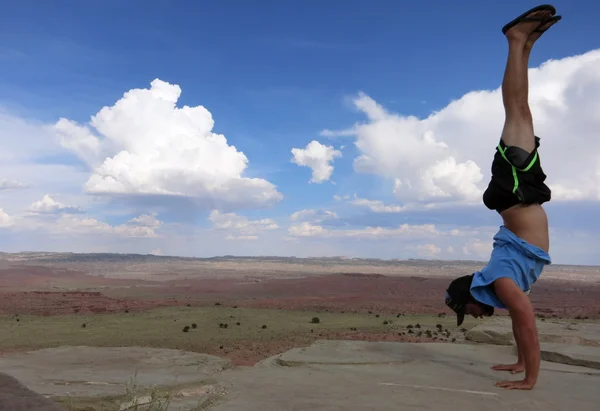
[[499, 10, 559, 157]]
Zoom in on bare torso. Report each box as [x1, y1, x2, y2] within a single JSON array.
[[500, 204, 549, 253]]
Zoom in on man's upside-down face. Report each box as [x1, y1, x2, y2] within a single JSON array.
[[465, 301, 495, 319]]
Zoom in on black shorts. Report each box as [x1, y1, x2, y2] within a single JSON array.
[[482, 136, 551, 213]]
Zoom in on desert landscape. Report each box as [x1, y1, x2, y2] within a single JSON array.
[[0, 252, 599, 410]]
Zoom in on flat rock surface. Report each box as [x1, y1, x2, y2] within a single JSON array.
[[1, 342, 599, 410], [207, 341, 599, 411], [465, 318, 600, 346], [541, 343, 600, 369], [0, 346, 230, 398], [208, 341, 600, 411]]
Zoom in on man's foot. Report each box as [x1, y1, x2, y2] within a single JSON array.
[[502, 5, 556, 33], [504, 9, 554, 43], [525, 15, 562, 49]]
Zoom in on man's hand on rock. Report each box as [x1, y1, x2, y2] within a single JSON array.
[[491, 362, 525, 374], [495, 378, 536, 390]]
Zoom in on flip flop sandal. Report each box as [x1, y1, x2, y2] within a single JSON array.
[[502, 4, 557, 34], [534, 15, 562, 33]]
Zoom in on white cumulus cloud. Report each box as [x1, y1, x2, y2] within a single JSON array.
[[53, 78, 283, 210], [129, 213, 161, 228], [289, 209, 338, 222], [0, 209, 13, 228], [27, 195, 83, 214], [291, 140, 342, 183], [54, 215, 159, 238], [287, 222, 439, 239], [324, 49, 600, 204], [349, 196, 407, 213], [288, 222, 326, 237], [209, 210, 278, 240]]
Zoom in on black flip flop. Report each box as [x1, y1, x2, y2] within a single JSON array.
[[501, 4, 557, 34], [534, 15, 562, 33]]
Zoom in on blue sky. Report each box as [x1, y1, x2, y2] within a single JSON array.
[[1, 0, 600, 265]]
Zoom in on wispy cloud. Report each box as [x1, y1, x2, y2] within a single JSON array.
[[0, 179, 28, 190]]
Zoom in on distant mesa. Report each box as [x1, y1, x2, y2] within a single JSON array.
[[338, 273, 385, 278]]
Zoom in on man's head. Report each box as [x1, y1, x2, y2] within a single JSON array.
[[445, 274, 494, 326]]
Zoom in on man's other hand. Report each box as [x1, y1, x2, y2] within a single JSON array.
[[495, 379, 536, 390], [493, 277, 541, 385]]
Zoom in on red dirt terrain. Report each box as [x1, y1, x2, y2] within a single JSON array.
[[204, 330, 447, 366], [0, 266, 599, 319]]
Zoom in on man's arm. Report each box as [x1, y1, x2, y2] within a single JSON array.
[[493, 277, 540, 388], [512, 317, 525, 365]]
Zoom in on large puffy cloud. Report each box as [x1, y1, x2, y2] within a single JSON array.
[[323, 49, 600, 204], [53, 79, 283, 210], [341, 94, 483, 204], [291, 140, 342, 183]]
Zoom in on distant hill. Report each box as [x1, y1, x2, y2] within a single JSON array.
[[0, 251, 487, 266], [0, 251, 594, 269]]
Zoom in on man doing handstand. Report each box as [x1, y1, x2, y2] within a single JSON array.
[[444, 5, 562, 391]]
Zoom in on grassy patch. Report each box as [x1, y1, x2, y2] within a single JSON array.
[[0, 307, 464, 353]]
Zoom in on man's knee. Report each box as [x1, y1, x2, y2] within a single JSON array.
[[504, 100, 532, 120]]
